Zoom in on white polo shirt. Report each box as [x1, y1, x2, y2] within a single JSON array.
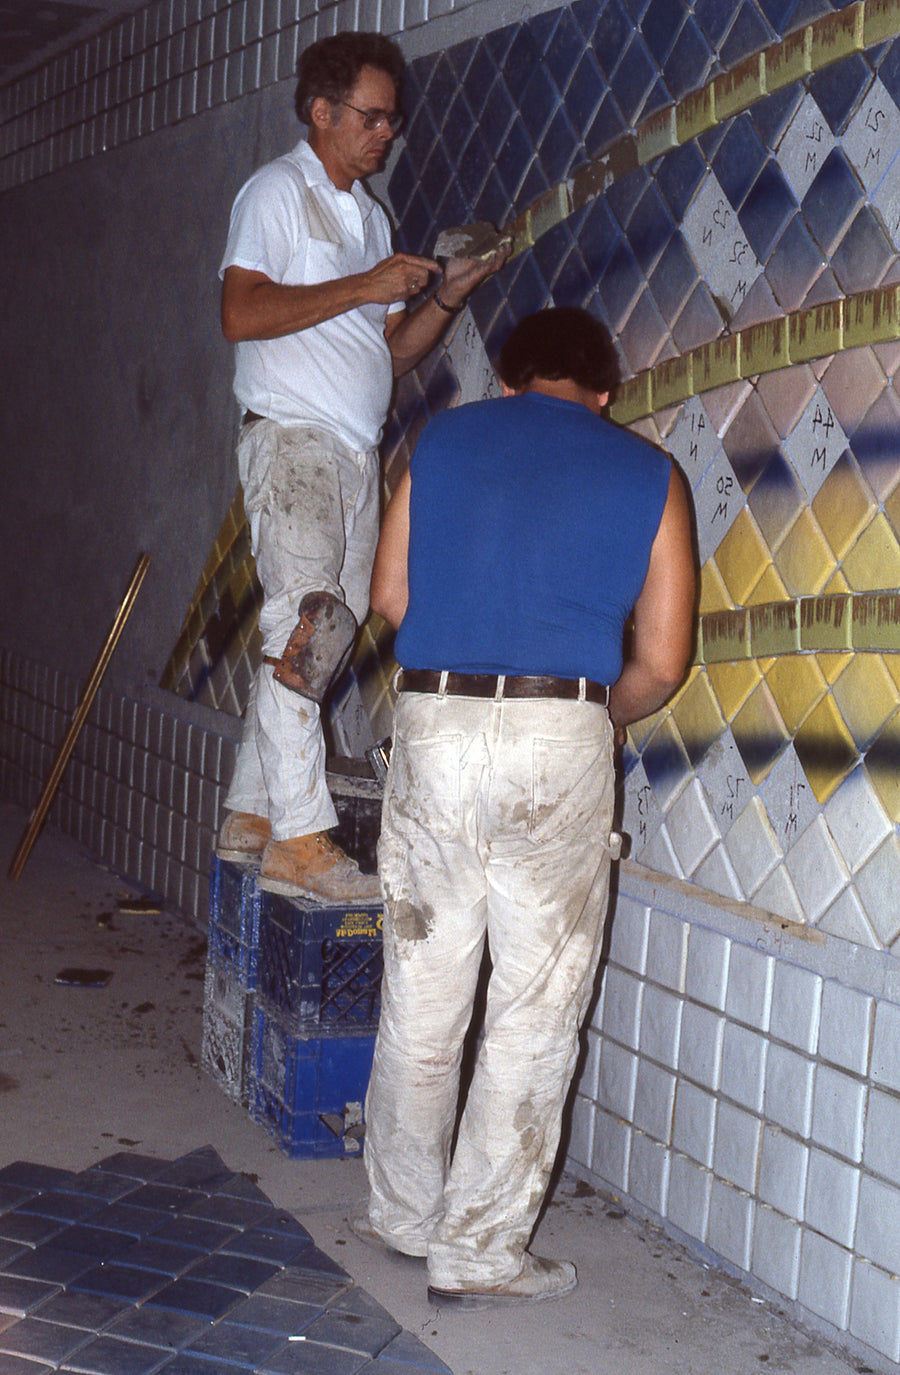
[[220, 139, 403, 453]]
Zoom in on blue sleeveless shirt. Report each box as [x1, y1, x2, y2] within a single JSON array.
[[395, 392, 671, 685]]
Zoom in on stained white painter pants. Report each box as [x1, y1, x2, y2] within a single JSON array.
[[365, 687, 618, 1286], [225, 420, 379, 840]]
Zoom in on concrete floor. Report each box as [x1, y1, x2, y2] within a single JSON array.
[[0, 801, 861, 1375]]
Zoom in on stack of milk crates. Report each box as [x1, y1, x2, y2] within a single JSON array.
[[201, 766, 384, 1159]]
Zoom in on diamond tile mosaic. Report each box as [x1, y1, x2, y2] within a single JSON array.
[[0, 1148, 449, 1375]]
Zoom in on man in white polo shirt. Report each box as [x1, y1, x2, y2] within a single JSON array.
[[217, 32, 506, 901]]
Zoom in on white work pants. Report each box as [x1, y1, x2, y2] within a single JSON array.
[[364, 688, 617, 1286], [225, 421, 379, 840]]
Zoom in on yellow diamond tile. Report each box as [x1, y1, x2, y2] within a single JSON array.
[[731, 680, 790, 786], [670, 668, 727, 767], [812, 462, 878, 560], [884, 654, 900, 693], [706, 659, 763, 720], [773, 507, 836, 596], [865, 710, 900, 821], [823, 568, 852, 593], [842, 512, 900, 591], [714, 507, 771, 605], [832, 652, 900, 749], [765, 653, 829, 733], [884, 478, 900, 538], [698, 559, 734, 615], [627, 706, 666, 753], [746, 564, 790, 606], [793, 693, 860, 803], [820, 652, 854, 684]]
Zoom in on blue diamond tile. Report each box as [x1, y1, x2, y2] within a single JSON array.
[[694, 0, 741, 47], [502, 25, 543, 103], [802, 148, 865, 256], [51, 1225, 130, 1262], [0, 1274, 61, 1316], [257, 1341, 370, 1374], [747, 453, 806, 546], [377, 1330, 453, 1371], [259, 1272, 350, 1305], [597, 240, 645, 332], [114, 1238, 201, 1277], [642, 74, 675, 121], [830, 205, 894, 294], [480, 78, 516, 142], [0, 1315, 90, 1364], [519, 63, 560, 143], [641, 0, 683, 64], [184, 1320, 288, 1367], [543, 8, 589, 86], [766, 214, 827, 311], [649, 233, 701, 324], [6, 1247, 96, 1286], [30, 1292, 129, 1331], [810, 52, 876, 135], [655, 141, 708, 219], [67, 1173, 136, 1205], [18, 1193, 101, 1225], [89, 1202, 170, 1237], [61, 1333, 170, 1374], [151, 1357, 222, 1374], [585, 90, 628, 154], [92, 1155, 169, 1183], [301, 1311, 401, 1358], [750, 85, 805, 149], [535, 105, 581, 184], [740, 160, 797, 259], [222, 1294, 322, 1335], [71, 1264, 169, 1305], [877, 36, 900, 107], [184, 1253, 279, 1294], [156, 1150, 231, 1193], [146, 1278, 244, 1322], [151, 1217, 238, 1252], [0, 1242, 25, 1268], [106, 1307, 210, 1351], [0, 1213, 65, 1246], [0, 1165, 75, 1193], [712, 114, 768, 209], [626, 181, 674, 274], [719, 2, 775, 68], [0, 1186, 33, 1215], [757, 0, 802, 27], [610, 32, 657, 124], [664, 17, 714, 102]]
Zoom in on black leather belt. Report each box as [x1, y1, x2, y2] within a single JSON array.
[[398, 669, 608, 705]]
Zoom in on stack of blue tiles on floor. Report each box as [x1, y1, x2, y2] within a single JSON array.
[[201, 857, 383, 1160], [0, 1145, 449, 1373]]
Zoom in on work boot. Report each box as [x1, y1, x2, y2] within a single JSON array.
[[427, 1254, 578, 1309], [258, 833, 381, 902], [216, 811, 271, 862]]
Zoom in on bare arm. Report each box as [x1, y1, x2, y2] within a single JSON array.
[[370, 468, 411, 629], [220, 252, 439, 342], [608, 466, 696, 731], [385, 246, 511, 376]]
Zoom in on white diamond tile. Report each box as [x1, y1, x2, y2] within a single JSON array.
[[666, 1152, 713, 1241], [752, 864, 806, 924], [639, 984, 683, 1068], [645, 909, 689, 994], [854, 834, 900, 947], [804, 1148, 860, 1247], [622, 758, 664, 856], [672, 1081, 717, 1166], [872, 1000, 900, 1092], [598, 1039, 639, 1120], [818, 981, 873, 1075], [765, 1043, 815, 1137], [782, 386, 849, 503], [689, 453, 749, 566], [633, 1058, 677, 1143], [707, 1178, 754, 1271], [606, 894, 650, 975], [758, 745, 821, 856], [758, 1126, 809, 1218], [849, 1260, 900, 1365], [863, 1087, 900, 1183], [873, 143, 900, 250], [843, 78, 900, 195], [753, 1204, 802, 1300], [685, 925, 731, 1011], [628, 1130, 670, 1215], [693, 842, 745, 902], [720, 1021, 767, 1114], [682, 170, 763, 320], [855, 1175, 900, 1275], [811, 1064, 866, 1162], [776, 91, 837, 202], [640, 821, 685, 880], [664, 778, 721, 878], [600, 968, 644, 1051], [592, 1108, 631, 1194], [679, 1002, 725, 1091], [819, 885, 880, 949], [783, 815, 849, 922], [667, 395, 720, 493], [798, 1229, 853, 1327], [725, 943, 774, 1031], [725, 794, 783, 896], [770, 961, 822, 1053], [713, 1101, 762, 1193], [823, 765, 892, 873]]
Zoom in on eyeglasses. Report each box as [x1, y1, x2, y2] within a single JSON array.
[[340, 100, 404, 133]]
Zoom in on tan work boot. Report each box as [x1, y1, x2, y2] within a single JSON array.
[[258, 832, 381, 902], [216, 811, 271, 862]]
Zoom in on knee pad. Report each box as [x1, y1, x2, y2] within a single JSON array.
[[264, 590, 357, 703]]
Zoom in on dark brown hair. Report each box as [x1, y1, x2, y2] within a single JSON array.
[[497, 308, 621, 395], [295, 32, 405, 124]]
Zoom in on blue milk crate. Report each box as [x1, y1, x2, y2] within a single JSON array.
[[201, 856, 263, 1104], [249, 1004, 376, 1158], [256, 890, 383, 1034]]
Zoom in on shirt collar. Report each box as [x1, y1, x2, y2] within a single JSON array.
[[293, 137, 375, 221]]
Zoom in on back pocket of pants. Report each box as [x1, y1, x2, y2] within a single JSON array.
[[530, 738, 609, 844], [386, 734, 463, 842]]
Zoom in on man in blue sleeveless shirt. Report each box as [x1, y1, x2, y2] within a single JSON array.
[[358, 308, 695, 1306]]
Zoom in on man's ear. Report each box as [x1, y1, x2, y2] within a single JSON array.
[[598, 391, 609, 408], [309, 96, 335, 130], [500, 381, 518, 397]]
